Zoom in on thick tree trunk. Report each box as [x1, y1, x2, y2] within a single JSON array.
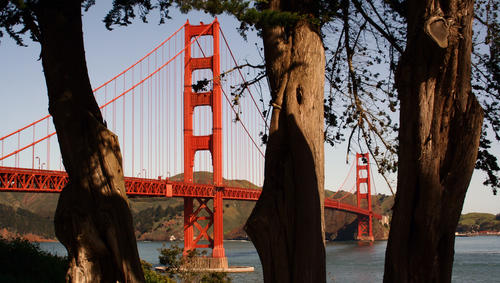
[[384, 1, 483, 282], [244, 1, 326, 281], [35, 2, 144, 282]]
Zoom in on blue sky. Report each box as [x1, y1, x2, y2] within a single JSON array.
[[0, 2, 498, 214]]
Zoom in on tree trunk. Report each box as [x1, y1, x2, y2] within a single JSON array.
[[384, 1, 483, 282], [34, 1, 144, 282], [244, 1, 326, 281]]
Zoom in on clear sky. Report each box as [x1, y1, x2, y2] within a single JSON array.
[[0, 2, 498, 214]]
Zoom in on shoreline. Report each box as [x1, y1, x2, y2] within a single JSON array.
[[455, 232, 500, 237]]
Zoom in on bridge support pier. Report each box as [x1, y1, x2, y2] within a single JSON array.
[[182, 193, 227, 268], [356, 215, 374, 241], [355, 153, 374, 241]]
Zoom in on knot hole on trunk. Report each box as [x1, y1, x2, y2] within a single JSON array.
[[296, 86, 303, 105], [425, 15, 449, 48]]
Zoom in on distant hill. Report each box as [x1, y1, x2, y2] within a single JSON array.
[[0, 203, 55, 240], [0, 172, 394, 241], [457, 213, 500, 232]]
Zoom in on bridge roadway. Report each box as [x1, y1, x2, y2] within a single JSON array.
[[0, 166, 381, 219]]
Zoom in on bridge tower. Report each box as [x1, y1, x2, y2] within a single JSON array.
[[356, 153, 374, 241], [183, 19, 227, 268]]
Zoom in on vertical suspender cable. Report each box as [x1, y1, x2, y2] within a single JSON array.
[[123, 73, 126, 167], [140, 63, 144, 176], [16, 132, 19, 167], [162, 45, 165, 176], [155, 50, 158, 177], [132, 69, 135, 176], [47, 118, 50, 170], [148, 57, 151, 178], [113, 79, 117, 133], [174, 33, 178, 175], [32, 126, 35, 169], [104, 85, 107, 121]]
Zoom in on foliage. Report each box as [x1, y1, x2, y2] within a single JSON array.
[[0, 237, 68, 283], [476, 131, 500, 194], [158, 244, 186, 277], [199, 271, 232, 283], [104, 0, 339, 34], [472, 0, 500, 194], [141, 260, 174, 283], [158, 244, 231, 282]]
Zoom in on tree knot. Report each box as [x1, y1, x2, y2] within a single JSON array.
[[424, 9, 450, 48]]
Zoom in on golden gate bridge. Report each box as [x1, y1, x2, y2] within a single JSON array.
[[0, 19, 380, 268]]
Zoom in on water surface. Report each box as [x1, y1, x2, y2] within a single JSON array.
[[39, 236, 500, 282]]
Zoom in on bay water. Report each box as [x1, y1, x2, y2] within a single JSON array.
[[39, 236, 500, 282]]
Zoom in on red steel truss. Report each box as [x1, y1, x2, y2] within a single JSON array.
[[0, 166, 262, 200], [184, 197, 214, 249], [0, 167, 68, 193]]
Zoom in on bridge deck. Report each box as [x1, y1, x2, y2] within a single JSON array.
[[0, 166, 381, 219]]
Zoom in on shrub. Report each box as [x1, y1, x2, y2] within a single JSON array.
[[158, 244, 230, 282], [141, 260, 173, 283], [158, 244, 187, 277], [200, 272, 232, 283], [0, 237, 68, 283]]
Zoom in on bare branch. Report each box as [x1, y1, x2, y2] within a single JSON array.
[[352, 0, 404, 54]]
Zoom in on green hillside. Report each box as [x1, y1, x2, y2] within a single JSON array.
[[0, 202, 55, 239]]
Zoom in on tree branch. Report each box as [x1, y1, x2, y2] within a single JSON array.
[[352, 0, 404, 54]]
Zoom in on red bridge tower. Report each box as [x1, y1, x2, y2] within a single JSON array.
[[183, 19, 227, 268], [356, 153, 374, 241]]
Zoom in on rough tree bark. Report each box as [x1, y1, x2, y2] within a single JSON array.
[[244, 0, 326, 282], [384, 1, 483, 282], [32, 1, 144, 282]]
